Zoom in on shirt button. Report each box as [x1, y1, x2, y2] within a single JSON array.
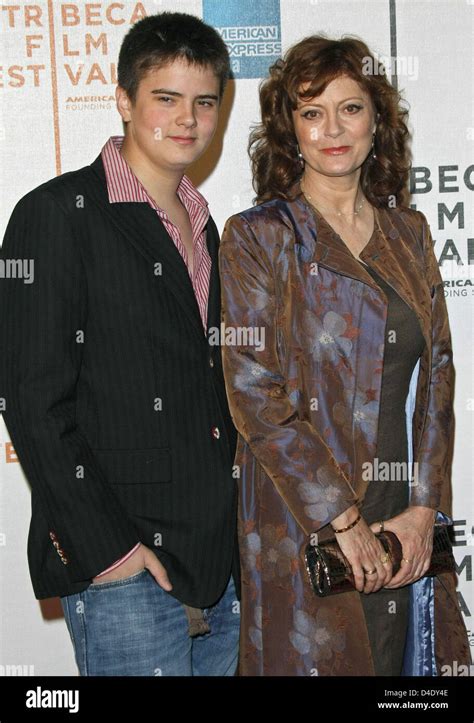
[[49, 531, 57, 541], [211, 426, 220, 439]]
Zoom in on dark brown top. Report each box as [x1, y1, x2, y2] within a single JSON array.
[[360, 264, 426, 524]]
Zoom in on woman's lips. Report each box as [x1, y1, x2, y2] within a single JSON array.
[[321, 146, 351, 155]]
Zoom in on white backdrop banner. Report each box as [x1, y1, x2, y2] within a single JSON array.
[[0, 0, 472, 676]]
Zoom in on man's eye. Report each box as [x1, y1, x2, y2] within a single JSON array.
[[157, 96, 172, 103], [198, 100, 215, 107]]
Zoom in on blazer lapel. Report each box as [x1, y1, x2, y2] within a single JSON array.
[[86, 154, 206, 343], [205, 218, 221, 336]]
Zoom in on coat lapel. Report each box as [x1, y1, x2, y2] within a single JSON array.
[[361, 205, 432, 350], [291, 190, 432, 349]]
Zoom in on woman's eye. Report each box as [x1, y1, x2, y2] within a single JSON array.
[[345, 104, 363, 113], [302, 109, 319, 119]]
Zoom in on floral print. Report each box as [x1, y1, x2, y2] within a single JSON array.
[[297, 465, 345, 522], [220, 191, 471, 675], [290, 608, 345, 662], [333, 389, 379, 440], [302, 310, 352, 363], [261, 524, 298, 581]]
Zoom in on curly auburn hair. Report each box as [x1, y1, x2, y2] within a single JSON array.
[[249, 35, 411, 207]]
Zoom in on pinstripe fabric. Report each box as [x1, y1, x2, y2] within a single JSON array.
[[96, 136, 212, 577], [0, 153, 239, 607], [102, 136, 211, 332], [94, 541, 141, 578]]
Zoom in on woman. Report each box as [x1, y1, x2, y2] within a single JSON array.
[[219, 36, 471, 676]]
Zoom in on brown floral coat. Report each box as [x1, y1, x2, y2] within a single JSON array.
[[219, 187, 471, 676]]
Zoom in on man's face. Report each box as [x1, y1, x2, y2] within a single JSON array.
[[116, 58, 220, 172]]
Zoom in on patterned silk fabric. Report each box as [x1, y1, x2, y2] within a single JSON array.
[[219, 185, 471, 676]]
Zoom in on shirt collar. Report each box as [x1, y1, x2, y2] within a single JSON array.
[[100, 135, 209, 214]]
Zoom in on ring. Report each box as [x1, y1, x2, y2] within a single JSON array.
[[401, 558, 412, 565], [363, 568, 377, 575], [379, 520, 385, 532], [380, 552, 390, 564]]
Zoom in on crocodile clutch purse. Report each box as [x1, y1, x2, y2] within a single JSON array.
[[304, 523, 456, 597]]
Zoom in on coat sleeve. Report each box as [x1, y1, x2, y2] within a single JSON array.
[[0, 189, 140, 582], [219, 213, 359, 536], [409, 211, 455, 512]]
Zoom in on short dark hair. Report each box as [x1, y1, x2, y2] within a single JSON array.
[[118, 12, 231, 103]]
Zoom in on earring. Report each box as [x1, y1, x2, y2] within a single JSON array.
[[371, 133, 377, 160], [297, 143, 305, 167]]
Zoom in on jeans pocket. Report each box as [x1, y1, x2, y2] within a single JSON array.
[[88, 568, 149, 590]]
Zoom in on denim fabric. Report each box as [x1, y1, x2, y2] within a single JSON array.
[[61, 570, 240, 676]]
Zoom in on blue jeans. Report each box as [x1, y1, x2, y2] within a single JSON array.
[[60, 569, 240, 676]]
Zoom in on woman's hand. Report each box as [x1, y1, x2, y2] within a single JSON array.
[[331, 506, 393, 593], [369, 506, 436, 589]]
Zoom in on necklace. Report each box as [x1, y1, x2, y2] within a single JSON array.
[[301, 180, 365, 218]]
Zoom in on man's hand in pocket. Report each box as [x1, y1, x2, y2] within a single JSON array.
[[91, 543, 172, 590]]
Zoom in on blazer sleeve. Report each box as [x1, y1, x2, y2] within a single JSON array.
[[219, 213, 359, 537], [0, 189, 140, 582], [409, 211, 455, 511]]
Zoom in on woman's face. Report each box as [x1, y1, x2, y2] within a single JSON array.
[[292, 74, 377, 180]]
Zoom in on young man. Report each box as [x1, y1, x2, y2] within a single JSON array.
[[1, 13, 240, 676]]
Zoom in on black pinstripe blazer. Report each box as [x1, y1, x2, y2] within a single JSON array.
[[0, 153, 240, 607]]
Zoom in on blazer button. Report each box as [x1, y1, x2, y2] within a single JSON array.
[[211, 426, 220, 439], [209, 357, 214, 368]]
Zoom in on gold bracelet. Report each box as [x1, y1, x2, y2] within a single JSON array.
[[333, 513, 361, 534]]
